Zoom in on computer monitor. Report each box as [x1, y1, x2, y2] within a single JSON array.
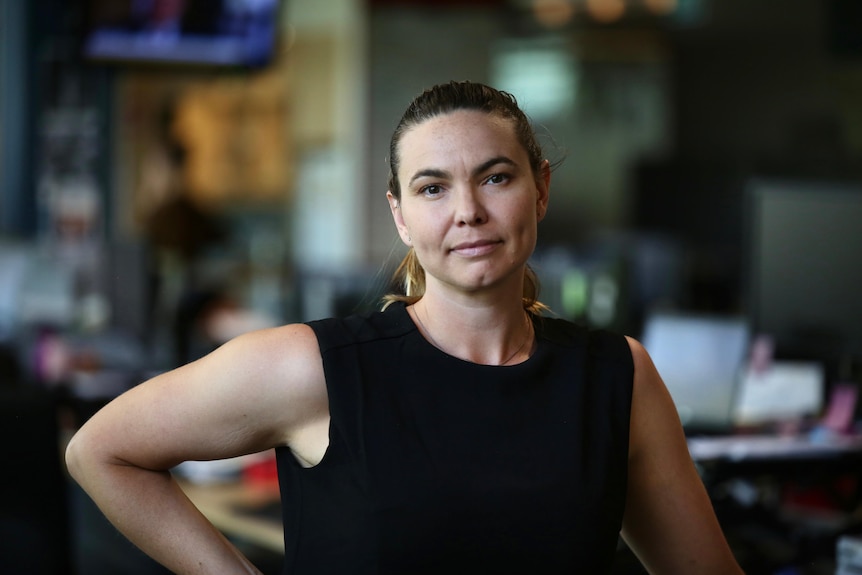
[[641, 312, 750, 433], [745, 177, 862, 377]]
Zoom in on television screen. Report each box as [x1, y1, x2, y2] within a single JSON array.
[[83, 0, 281, 68]]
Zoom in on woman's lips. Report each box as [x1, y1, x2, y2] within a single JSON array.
[[450, 240, 501, 257]]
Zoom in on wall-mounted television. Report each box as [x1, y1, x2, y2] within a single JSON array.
[[83, 0, 282, 69]]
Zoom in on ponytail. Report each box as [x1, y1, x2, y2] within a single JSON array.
[[381, 248, 424, 309]]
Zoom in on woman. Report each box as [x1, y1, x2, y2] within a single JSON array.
[[66, 81, 744, 574]]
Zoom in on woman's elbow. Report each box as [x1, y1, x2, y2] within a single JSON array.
[[64, 425, 105, 486], [64, 429, 88, 483]]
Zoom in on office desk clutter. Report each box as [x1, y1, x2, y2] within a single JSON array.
[[690, 429, 862, 574], [173, 450, 278, 487], [640, 309, 862, 572], [641, 311, 861, 436], [837, 534, 862, 575], [735, 361, 825, 427]]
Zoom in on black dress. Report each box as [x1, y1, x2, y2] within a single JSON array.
[[275, 302, 634, 575]]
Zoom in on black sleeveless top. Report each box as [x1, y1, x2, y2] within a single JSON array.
[[275, 302, 634, 575]]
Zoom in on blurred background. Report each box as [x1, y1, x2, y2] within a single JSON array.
[[2, 0, 862, 573]]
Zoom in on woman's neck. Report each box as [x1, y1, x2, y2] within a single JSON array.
[[408, 294, 534, 366]]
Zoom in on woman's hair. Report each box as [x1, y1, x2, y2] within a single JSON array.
[[382, 81, 548, 314]]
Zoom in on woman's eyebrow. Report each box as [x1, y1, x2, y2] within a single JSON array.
[[408, 168, 449, 187], [472, 156, 517, 178], [408, 156, 518, 187]]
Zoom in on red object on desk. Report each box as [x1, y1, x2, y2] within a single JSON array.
[[242, 453, 279, 488], [781, 474, 859, 513]]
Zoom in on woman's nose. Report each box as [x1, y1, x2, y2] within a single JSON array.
[[454, 187, 487, 226]]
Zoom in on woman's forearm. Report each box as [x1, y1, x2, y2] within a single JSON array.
[[67, 449, 263, 575]]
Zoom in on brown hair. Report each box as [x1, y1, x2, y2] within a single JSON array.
[[382, 81, 548, 315]]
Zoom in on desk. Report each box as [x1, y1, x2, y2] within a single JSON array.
[[689, 432, 862, 463], [688, 432, 862, 572], [178, 479, 284, 554], [688, 432, 862, 483]]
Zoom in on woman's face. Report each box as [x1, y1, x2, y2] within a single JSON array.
[[388, 110, 550, 298]]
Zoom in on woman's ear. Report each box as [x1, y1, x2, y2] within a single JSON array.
[[535, 160, 551, 222], [387, 190, 412, 246]]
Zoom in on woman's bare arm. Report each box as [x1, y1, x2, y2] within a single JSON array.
[[65, 323, 327, 574], [621, 336, 744, 575]]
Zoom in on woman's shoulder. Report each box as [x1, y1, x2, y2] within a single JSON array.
[[212, 322, 324, 389], [307, 302, 417, 352], [536, 314, 631, 365], [230, 321, 319, 355]]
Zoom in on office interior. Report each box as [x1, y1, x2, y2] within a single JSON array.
[[2, 0, 862, 573]]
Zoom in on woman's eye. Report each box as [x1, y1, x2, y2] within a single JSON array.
[[421, 184, 442, 196], [484, 173, 509, 185]]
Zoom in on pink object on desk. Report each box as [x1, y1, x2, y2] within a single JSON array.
[[822, 383, 859, 434]]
